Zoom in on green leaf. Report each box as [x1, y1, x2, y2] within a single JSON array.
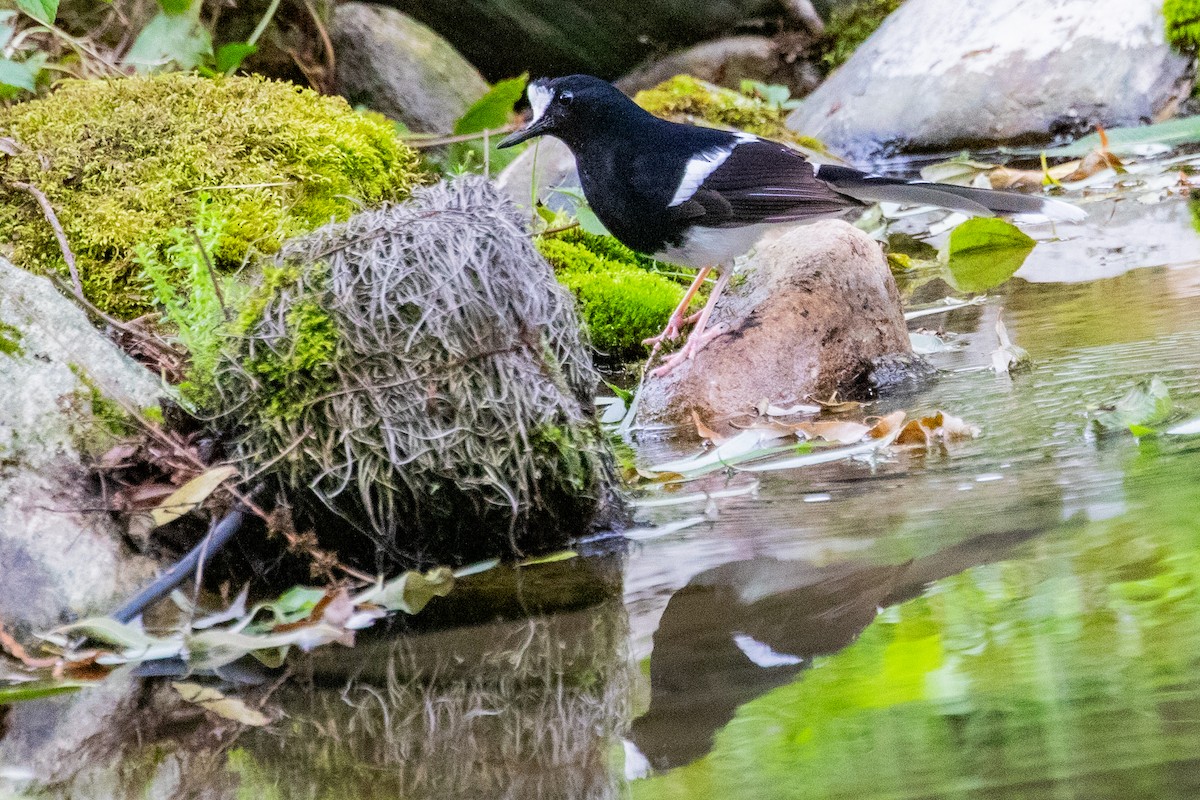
[[454, 73, 528, 135], [373, 567, 455, 615], [0, 681, 84, 704], [156, 0, 192, 14], [1091, 378, 1173, 434], [15, 0, 57, 25], [518, 550, 578, 567], [216, 41, 257, 74], [124, 9, 212, 72], [1041, 116, 1200, 157], [944, 218, 1035, 292], [0, 58, 36, 92]]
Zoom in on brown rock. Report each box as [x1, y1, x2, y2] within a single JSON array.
[[636, 220, 914, 428]]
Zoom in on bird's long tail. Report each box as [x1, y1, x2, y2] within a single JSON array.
[[816, 164, 1087, 222]]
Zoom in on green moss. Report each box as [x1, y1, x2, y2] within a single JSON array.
[[0, 74, 426, 319], [0, 320, 23, 357], [537, 230, 688, 359], [68, 365, 138, 439], [1165, 0, 1200, 50], [818, 0, 904, 69], [634, 75, 826, 151], [241, 266, 340, 424]]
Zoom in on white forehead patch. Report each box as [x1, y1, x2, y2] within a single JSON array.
[[528, 82, 553, 124]]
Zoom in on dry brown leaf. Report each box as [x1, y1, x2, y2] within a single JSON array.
[[692, 410, 727, 444], [867, 411, 907, 439], [793, 420, 872, 444], [149, 465, 239, 528], [810, 392, 864, 414], [97, 443, 138, 469], [896, 411, 981, 447]]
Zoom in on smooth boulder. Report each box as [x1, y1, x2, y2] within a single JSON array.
[[330, 2, 489, 133], [0, 258, 160, 634], [636, 221, 915, 427], [616, 35, 822, 98], [788, 0, 1196, 160]]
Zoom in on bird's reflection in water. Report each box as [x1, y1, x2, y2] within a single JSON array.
[[630, 526, 1043, 771]]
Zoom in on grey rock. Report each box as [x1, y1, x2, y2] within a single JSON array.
[[0, 258, 160, 634], [636, 221, 915, 428], [495, 136, 580, 212], [616, 35, 823, 99], [331, 2, 489, 133], [788, 0, 1197, 160]]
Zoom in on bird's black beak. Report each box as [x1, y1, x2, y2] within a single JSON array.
[[497, 118, 549, 149]]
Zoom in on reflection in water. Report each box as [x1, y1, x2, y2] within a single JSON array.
[[631, 527, 1042, 769]]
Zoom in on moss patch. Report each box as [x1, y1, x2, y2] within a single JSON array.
[[1165, 0, 1200, 50], [0, 320, 22, 357], [537, 229, 688, 360], [0, 74, 425, 319], [634, 75, 826, 151], [818, 0, 904, 70]]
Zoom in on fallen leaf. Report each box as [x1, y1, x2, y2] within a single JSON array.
[[1166, 416, 1200, 436], [518, 550, 578, 567], [97, 443, 138, 469], [1090, 378, 1172, 434], [990, 318, 1032, 374], [896, 412, 981, 447], [944, 218, 1035, 293], [692, 410, 727, 443], [150, 465, 239, 528], [810, 392, 864, 414], [370, 567, 456, 615], [792, 420, 872, 444], [173, 682, 270, 726], [867, 411, 907, 439]]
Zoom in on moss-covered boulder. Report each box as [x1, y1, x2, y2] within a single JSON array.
[[0, 74, 424, 318], [535, 229, 691, 360], [1165, 0, 1200, 50], [634, 75, 826, 152], [218, 177, 619, 569]]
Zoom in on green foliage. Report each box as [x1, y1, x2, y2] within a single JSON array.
[[133, 201, 248, 408], [14, 0, 58, 26], [0, 74, 425, 318], [123, 0, 211, 72], [238, 264, 340, 423], [1164, 0, 1200, 50], [633, 75, 826, 151], [443, 74, 528, 176], [818, 0, 904, 70], [536, 230, 687, 360], [943, 217, 1035, 292]]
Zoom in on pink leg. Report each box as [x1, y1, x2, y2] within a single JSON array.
[[652, 269, 733, 377], [643, 266, 711, 347]]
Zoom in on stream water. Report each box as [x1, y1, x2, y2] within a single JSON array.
[[2, 153, 1199, 800]]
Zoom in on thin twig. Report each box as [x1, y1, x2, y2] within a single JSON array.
[[302, 0, 335, 87], [535, 221, 580, 237], [191, 228, 230, 323], [9, 180, 82, 298], [403, 125, 517, 149]]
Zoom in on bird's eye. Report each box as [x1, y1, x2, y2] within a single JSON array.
[[559, 91, 574, 106]]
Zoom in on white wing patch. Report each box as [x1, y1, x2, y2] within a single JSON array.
[[733, 633, 804, 668], [527, 82, 553, 124], [668, 133, 758, 208]]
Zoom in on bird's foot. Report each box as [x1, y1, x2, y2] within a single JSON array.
[[642, 313, 688, 347], [650, 324, 729, 377]]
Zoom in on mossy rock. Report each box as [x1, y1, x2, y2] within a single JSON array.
[[1165, 0, 1200, 50], [219, 178, 619, 570], [537, 229, 691, 360], [0, 74, 425, 318], [818, 0, 904, 69], [634, 75, 826, 152]]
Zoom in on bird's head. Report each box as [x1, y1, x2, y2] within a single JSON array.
[[498, 75, 634, 149]]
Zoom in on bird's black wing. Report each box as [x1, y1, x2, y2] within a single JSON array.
[[667, 139, 859, 229]]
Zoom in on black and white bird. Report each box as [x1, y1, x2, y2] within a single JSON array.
[[499, 75, 1085, 375]]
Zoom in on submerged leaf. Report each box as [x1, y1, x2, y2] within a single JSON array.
[[944, 218, 1035, 292], [896, 412, 981, 447], [0, 681, 83, 704], [1091, 378, 1173, 434], [173, 682, 269, 726], [372, 567, 455, 615]]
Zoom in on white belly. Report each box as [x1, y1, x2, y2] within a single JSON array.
[[652, 224, 772, 268]]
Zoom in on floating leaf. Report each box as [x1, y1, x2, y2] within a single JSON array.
[[15, 0, 57, 25], [792, 420, 873, 444], [990, 318, 1031, 374], [518, 550, 578, 567], [1091, 378, 1173, 434], [895, 412, 981, 447], [944, 218, 1035, 293], [371, 567, 455, 615], [1166, 416, 1200, 436], [173, 682, 269, 725], [646, 426, 796, 479], [455, 73, 528, 135], [149, 465, 238, 528]]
